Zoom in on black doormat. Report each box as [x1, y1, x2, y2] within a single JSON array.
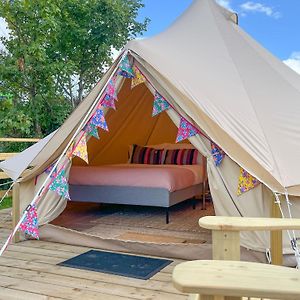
[[58, 250, 173, 280]]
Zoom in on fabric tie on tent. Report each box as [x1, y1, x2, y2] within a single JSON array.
[[72, 134, 89, 164], [101, 94, 116, 110], [176, 117, 200, 143], [237, 168, 260, 195], [211, 142, 225, 166], [83, 123, 99, 139], [132, 66, 146, 89], [19, 204, 39, 239], [49, 169, 70, 199], [90, 108, 109, 131], [152, 92, 171, 117], [118, 55, 134, 78]]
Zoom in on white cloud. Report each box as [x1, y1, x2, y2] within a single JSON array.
[[240, 2, 281, 19], [283, 52, 300, 75], [216, 0, 233, 11]]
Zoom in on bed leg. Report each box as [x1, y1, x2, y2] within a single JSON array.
[[165, 208, 169, 224], [202, 181, 206, 210]]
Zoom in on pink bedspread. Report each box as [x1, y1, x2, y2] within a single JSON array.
[[69, 164, 205, 192]]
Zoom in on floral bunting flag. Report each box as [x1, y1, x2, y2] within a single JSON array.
[[83, 123, 99, 139], [152, 92, 171, 116], [72, 134, 89, 164], [66, 141, 75, 160], [211, 142, 225, 166], [118, 55, 134, 78], [176, 117, 200, 143], [19, 204, 39, 239], [101, 94, 116, 110], [237, 168, 260, 196], [105, 78, 118, 100], [44, 163, 58, 179], [90, 108, 109, 131], [49, 169, 70, 199], [131, 66, 146, 89]]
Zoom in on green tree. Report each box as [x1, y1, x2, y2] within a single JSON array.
[[0, 0, 148, 138]]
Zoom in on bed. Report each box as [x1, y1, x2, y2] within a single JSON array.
[[69, 163, 206, 223]]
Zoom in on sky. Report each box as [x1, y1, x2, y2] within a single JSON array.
[[136, 0, 300, 74], [1, 0, 300, 74]]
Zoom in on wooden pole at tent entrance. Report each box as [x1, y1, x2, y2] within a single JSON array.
[[270, 195, 283, 265]]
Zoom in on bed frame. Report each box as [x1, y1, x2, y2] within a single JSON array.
[[69, 183, 205, 224]]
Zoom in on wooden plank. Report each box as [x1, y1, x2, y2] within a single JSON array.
[[12, 182, 20, 243], [0, 171, 10, 179], [199, 216, 300, 231], [270, 198, 283, 266], [0, 153, 17, 160], [0, 138, 40, 142], [173, 260, 300, 299]]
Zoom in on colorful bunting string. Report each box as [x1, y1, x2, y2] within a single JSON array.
[[105, 78, 118, 101], [101, 94, 116, 110], [176, 117, 200, 143], [237, 168, 260, 196], [19, 204, 39, 239], [72, 134, 89, 164], [44, 163, 58, 179], [152, 92, 171, 116], [131, 66, 146, 89], [211, 142, 225, 166], [118, 56, 134, 78], [49, 169, 70, 199], [90, 108, 109, 131], [83, 123, 99, 139]]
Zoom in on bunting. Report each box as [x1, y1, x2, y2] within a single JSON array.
[[49, 169, 70, 199], [131, 66, 146, 89], [211, 142, 225, 166], [83, 123, 99, 139], [19, 204, 39, 239], [72, 134, 89, 164], [152, 92, 171, 116], [237, 168, 260, 196], [105, 78, 118, 100], [90, 108, 109, 131], [118, 56, 134, 78], [176, 117, 200, 143], [101, 94, 116, 110], [66, 141, 75, 160], [44, 163, 58, 178]]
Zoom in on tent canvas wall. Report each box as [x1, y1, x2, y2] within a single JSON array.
[[2, 0, 300, 260]]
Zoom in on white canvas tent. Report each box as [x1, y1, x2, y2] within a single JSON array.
[[2, 0, 300, 260]]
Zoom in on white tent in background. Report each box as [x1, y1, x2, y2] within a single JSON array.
[[1, 0, 300, 262]]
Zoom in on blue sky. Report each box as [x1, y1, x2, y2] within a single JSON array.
[[137, 0, 300, 73]]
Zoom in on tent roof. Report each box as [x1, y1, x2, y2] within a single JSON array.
[[126, 0, 300, 194]]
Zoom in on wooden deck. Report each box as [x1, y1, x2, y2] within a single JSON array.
[[0, 208, 189, 300]]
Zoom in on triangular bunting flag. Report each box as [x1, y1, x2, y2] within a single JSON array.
[[44, 163, 58, 178], [211, 142, 225, 166], [118, 55, 134, 78], [66, 141, 75, 160], [105, 78, 118, 100], [19, 204, 39, 239], [90, 108, 109, 131], [49, 169, 70, 199], [237, 168, 260, 196], [101, 94, 116, 110], [176, 117, 200, 143], [83, 123, 99, 139], [152, 92, 171, 116], [131, 66, 146, 89], [72, 134, 89, 164]]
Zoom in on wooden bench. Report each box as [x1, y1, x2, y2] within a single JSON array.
[[199, 216, 300, 264], [173, 260, 300, 300]]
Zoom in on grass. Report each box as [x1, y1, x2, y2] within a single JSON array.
[[0, 196, 12, 210]]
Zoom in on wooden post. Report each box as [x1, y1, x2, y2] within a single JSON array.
[[12, 182, 20, 243], [270, 198, 283, 265]]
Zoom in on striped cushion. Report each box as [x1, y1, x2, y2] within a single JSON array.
[[164, 148, 202, 165], [130, 145, 165, 164]]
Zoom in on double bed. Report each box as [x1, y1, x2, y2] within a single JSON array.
[[69, 163, 206, 223]]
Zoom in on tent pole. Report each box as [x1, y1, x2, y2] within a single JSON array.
[[12, 182, 20, 243], [270, 195, 283, 265]]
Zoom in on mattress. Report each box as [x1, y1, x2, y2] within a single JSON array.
[[69, 164, 205, 192]]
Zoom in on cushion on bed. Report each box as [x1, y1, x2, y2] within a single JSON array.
[[164, 148, 202, 165], [130, 144, 165, 164]]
